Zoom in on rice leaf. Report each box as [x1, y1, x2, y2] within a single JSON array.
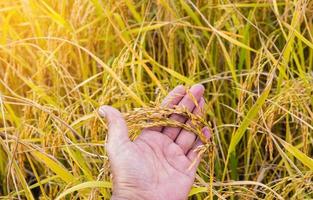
[[228, 85, 271, 154], [31, 150, 77, 184], [280, 140, 313, 170], [55, 181, 112, 200]]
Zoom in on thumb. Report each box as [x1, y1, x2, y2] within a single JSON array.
[[98, 105, 130, 152]]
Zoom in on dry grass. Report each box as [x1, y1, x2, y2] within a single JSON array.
[[0, 0, 313, 199]]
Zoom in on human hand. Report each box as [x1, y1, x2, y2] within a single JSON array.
[[99, 84, 211, 200]]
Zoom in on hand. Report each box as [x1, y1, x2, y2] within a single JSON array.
[[99, 84, 211, 200]]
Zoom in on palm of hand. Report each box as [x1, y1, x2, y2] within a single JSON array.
[[110, 130, 196, 200], [99, 85, 210, 200]]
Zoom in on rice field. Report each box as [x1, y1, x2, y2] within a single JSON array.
[[0, 0, 313, 199]]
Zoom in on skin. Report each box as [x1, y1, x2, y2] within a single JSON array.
[[99, 84, 211, 200]]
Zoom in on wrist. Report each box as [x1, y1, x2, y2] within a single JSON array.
[[111, 194, 143, 200], [111, 190, 150, 200], [111, 195, 130, 200]]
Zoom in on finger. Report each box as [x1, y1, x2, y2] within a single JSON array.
[[143, 85, 186, 132], [98, 105, 130, 154], [164, 142, 192, 173], [161, 85, 186, 107], [186, 127, 211, 172], [162, 84, 204, 140], [175, 97, 205, 154]]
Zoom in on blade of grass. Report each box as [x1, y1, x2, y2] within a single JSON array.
[[228, 85, 271, 153], [31, 149, 77, 184], [279, 139, 313, 170], [38, 0, 71, 29], [55, 181, 112, 200]]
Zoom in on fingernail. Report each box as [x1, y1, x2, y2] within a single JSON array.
[[193, 83, 205, 90], [98, 106, 107, 117], [175, 85, 185, 90], [202, 127, 211, 139]]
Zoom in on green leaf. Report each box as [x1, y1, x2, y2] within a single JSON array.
[[228, 85, 271, 154], [55, 181, 112, 200], [32, 150, 77, 184], [189, 187, 207, 196], [280, 140, 313, 170]]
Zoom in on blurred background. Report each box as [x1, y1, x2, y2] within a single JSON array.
[[0, 0, 312, 199]]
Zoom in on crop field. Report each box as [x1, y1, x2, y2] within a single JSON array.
[[0, 0, 312, 199]]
